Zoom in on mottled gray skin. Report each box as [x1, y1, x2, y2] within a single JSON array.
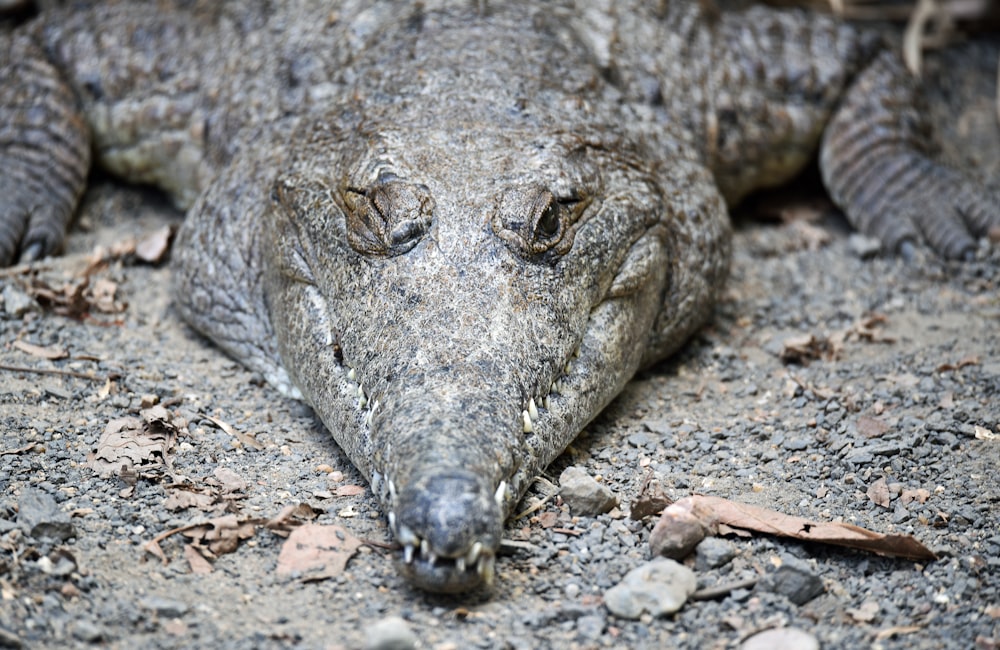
[[1, 1, 997, 592]]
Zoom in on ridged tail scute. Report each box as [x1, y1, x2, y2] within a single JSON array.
[[820, 50, 1000, 259], [0, 32, 91, 265]]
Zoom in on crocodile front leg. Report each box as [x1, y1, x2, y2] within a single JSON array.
[[0, 32, 90, 265], [820, 49, 1000, 259]]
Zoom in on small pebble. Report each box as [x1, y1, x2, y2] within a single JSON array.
[[364, 616, 418, 650], [604, 558, 696, 619], [559, 466, 618, 516], [758, 555, 825, 605], [695, 537, 737, 571]]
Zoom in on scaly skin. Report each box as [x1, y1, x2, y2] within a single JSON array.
[[1, 1, 997, 592]]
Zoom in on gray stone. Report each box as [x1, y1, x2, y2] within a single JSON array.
[[139, 596, 189, 619], [364, 616, 418, 650], [2, 284, 35, 318], [70, 620, 103, 643], [576, 614, 606, 640], [604, 558, 697, 619], [758, 555, 825, 605], [559, 466, 618, 516], [848, 233, 882, 259], [17, 488, 75, 542], [695, 537, 737, 571]]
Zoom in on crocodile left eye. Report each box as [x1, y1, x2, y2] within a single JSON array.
[[494, 188, 588, 263]]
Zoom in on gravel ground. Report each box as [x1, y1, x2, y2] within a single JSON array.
[[2, 27, 1000, 650]]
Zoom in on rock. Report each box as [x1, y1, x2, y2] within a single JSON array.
[[695, 537, 736, 571], [740, 627, 819, 650], [649, 503, 706, 559], [70, 620, 103, 643], [364, 616, 418, 650], [2, 284, 34, 318], [576, 614, 605, 640], [603, 558, 697, 619], [848, 233, 883, 259], [758, 555, 825, 605], [0, 626, 22, 649], [139, 596, 189, 619], [17, 488, 75, 542], [559, 466, 618, 516]]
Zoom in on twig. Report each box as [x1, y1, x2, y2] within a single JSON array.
[[690, 577, 760, 601], [0, 363, 105, 381]]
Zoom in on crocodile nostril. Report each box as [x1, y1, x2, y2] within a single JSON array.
[[342, 179, 434, 257]]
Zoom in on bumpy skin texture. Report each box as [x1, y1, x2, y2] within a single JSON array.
[[2, 1, 997, 591]]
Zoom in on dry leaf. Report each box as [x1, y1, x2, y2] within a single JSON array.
[[213, 467, 248, 494], [12, 340, 68, 360], [204, 415, 264, 451], [651, 495, 937, 562], [900, 489, 931, 506], [163, 490, 218, 511], [936, 356, 979, 373], [867, 478, 892, 508], [87, 406, 179, 479], [184, 544, 214, 575], [276, 524, 362, 581], [183, 514, 256, 556]]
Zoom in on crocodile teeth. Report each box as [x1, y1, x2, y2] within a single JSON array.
[[521, 410, 533, 433], [397, 524, 417, 547], [456, 557, 466, 573], [494, 481, 507, 509], [543, 395, 550, 410], [477, 554, 496, 584], [347, 367, 356, 381], [358, 385, 368, 409], [387, 511, 396, 531], [466, 542, 482, 565], [527, 398, 538, 421], [420, 538, 430, 559], [403, 544, 415, 564]]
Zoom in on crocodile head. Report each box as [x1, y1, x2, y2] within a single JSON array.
[[260, 110, 727, 592]]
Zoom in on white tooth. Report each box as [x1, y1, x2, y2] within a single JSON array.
[[572, 347, 580, 359], [420, 538, 430, 559], [543, 395, 550, 410], [551, 379, 561, 393], [428, 552, 437, 567], [347, 367, 356, 381], [494, 481, 507, 509], [456, 557, 466, 573], [388, 480, 397, 502], [388, 511, 396, 532], [477, 554, 495, 584], [397, 525, 417, 546], [358, 385, 367, 409], [466, 542, 482, 565], [363, 410, 373, 427], [370, 399, 380, 414], [564, 361, 572, 375], [528, 398, 538, 421], [521, 410, 533, 433], [403, 544, 415, 564]]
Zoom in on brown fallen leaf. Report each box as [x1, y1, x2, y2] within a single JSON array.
[[12, 340, 68, 360], [213, 467, 249, 494], [275, 523, 362, 581], [847, 600, 881, 623], [650, 495, 937, 562], [867, 478, 892, 508], [163, 489, 219, 512], [264, 502, 323, 533], [900, 488, 931, 507], [183, 514, 257, 556], [87, 405, 179, 479], [184, 544, 214, 575], [936, 355, 979, 373], [204, 415, 264, 451]]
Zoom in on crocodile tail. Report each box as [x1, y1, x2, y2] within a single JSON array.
[[0, 31, 91, 265], [820, 49, 1000, 259]]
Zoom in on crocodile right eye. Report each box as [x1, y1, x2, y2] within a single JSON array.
[[493, 187, 589, 264], [341, 180, 434, 257]]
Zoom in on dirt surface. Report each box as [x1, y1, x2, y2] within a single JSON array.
[[2, 35, 1000, 650]]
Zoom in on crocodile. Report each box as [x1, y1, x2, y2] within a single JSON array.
[[1, 1, 997, 592]]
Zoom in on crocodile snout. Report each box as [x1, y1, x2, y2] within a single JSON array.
[[391, 468, 503, 593]]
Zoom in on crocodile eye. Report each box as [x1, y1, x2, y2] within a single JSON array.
[[341, 180, 434, 257], [493, 188, 589, 263], [535, 200, 561, 240]]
